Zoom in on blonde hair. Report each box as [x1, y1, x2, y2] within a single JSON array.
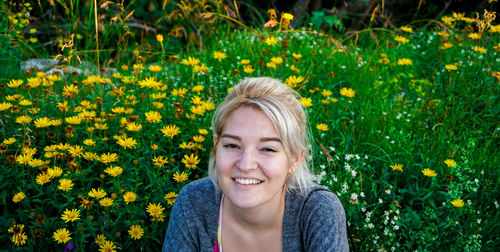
[[209, 77, 314, 194]]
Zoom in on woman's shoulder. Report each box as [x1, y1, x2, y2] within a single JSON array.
[[303, 183, 343, 208], [178, 177, 220, 203]]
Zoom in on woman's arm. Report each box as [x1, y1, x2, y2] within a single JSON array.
[[301, 190, 349, 251], [162, 188, 198, 252]]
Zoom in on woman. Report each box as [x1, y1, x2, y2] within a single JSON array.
[[163, 77, 348, 251]]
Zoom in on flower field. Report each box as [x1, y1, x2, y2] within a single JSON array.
[[1, 4, 500, 251]]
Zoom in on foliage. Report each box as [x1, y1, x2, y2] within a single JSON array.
[[1, 2, 499, 251]]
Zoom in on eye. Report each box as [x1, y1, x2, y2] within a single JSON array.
[[262, 147, 277, 152], [223, 143, 239, 149]]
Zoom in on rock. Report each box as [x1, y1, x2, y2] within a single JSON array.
[[20, 59, 58, 72]]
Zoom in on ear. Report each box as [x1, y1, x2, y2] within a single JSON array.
[[289, 150, 305, 173], [213, 134, 217, 145]]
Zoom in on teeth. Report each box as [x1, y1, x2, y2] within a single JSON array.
[[235, 178, 261, 185]]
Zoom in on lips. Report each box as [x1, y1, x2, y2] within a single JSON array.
[[233, 178, 263, 185]]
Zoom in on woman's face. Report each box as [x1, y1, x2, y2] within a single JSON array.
[[215, 106, 297, 210]]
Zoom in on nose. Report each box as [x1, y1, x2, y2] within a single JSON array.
[[237, 148, 257, 171]]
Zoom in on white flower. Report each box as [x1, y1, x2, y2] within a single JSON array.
[[350, 193, 358, 201]]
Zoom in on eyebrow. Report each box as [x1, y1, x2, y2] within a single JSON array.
[[221, 134, 282, 143]]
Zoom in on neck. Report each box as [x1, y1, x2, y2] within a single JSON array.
[[224, 188, 287, 230]]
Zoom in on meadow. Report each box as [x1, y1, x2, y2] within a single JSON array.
[[1, 1, 499, 251]]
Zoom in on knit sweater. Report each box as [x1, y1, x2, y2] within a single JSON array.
[[162, 177, 349, 251]]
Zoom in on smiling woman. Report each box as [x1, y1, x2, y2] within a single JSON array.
[[163, 77, 348, 251]]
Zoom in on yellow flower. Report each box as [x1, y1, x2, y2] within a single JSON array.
[[190, 105, 206, 115], [88, 188, 107, 199], [390, 163, 403, 172], [104, 166, 123, 177], [156, 34, 164, 42], [340, 87, 356, 98], [193, 63, 208, 73], [13, 192, 26, 203], [270, 56, 283, 65], [182, 56, 200, 66], [444, 159, 457, 167], [199, 129, 209, 135], [148, 65, 162, 72], [8, 223, 24, 234], [182, 154, 200, 169], [243, 65, 255, 74], [138, 77, 163, 89], [128, 225, 144, 240], [99, 240, 117, 252], [165, 191, 178, 205], [240, 59, 250, 65], [16, 115, 32, 125], [48, 166, 63, 177], [299, 97, 312, 107], [125, 122, 142, 132], [19, 99, 33, 106], [213, 51, 227, 61], [16, 153, 33, 165], [193, 135, 205, 143], [123, 192, 137, 204], [62, 84, 79, 98], [8, 79, 23, 88], [282, 13, 294, 21], [400, 26, 413, 33], [292, 53, 302, 60], [12, 232, 27, 246], [440, 41, 453, 50], [394, 35, 409, 44], [117, 137, 137, 149], [467, 33, 481, 39], [145, 111, 162, 123], [153, 156, 169, 168], [61, 208, 81, 223], [161, 124, 181, 138], [65, 115, 82, 125], [316, 123, 329, 131], [173, 171, 189, 183], [421, 168, 437, 177], [450, 199, 464, 207], [192, 84, 204, 93], [99, 197, 114, 207], [53, 228, 71, 244], [0, 102, 13, 111], [265, 37, 278, 46], [146, 202, 165, 221], [290, 64, 300, 73], [397, 58, 413, 65], [58, 178, 74, 191], [68, 145, 84, 158], [83, 139, 96, 146], [445, 64, 458, 71], [266, 62, 277, 69], [36, 173, 52, 185], [321, 89, 333, 97], [284, 75, 304, 88], [3, 138, 16, 145], [472, 46, 487, 53], [95, 234, 107, 245]]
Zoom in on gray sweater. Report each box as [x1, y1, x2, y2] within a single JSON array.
[[162, 177, 349, 251]]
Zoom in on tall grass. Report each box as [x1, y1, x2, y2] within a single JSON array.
[[1, 2, 499, 251]]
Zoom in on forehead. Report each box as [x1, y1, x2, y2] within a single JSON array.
[[221, 106, 280, 138]]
